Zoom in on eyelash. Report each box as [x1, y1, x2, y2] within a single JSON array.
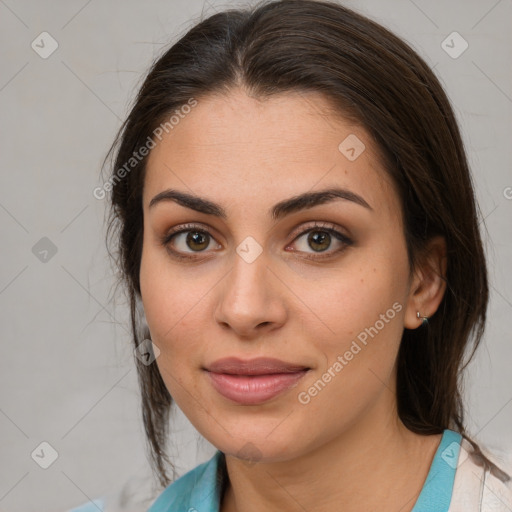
[[160, 222, 353, 261]]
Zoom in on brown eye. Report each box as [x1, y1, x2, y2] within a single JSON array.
[[289, 223, 353, 260], [184, 231, 210, 251], [166, 229, 217, 253], [161, 224, 222, 260], [307, 230, 332, 252]]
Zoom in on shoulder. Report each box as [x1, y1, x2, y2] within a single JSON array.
[[449, 434, 512, 511], [65, 472, 156, 512], [66, 451, 224, 512], [478, 438, 512, 509]]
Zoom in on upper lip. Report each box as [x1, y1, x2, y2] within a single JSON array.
[[204, 357, 310, 375]]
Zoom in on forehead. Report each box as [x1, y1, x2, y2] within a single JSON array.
[[143, 88, 399, 219]]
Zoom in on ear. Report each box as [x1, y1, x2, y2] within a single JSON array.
[[404, 236, 447, 329]]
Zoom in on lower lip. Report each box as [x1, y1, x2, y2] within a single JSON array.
[[205, 370, 309, 405]]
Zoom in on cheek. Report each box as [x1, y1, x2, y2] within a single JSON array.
[[303, 235, 409, 349], [139, 236, 216, 392], [140, 232, 199, 341], [295, 234, 410, 405], [140, 248, 205, 405]]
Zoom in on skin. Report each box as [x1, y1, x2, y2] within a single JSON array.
[[139, 87, 447, 512]]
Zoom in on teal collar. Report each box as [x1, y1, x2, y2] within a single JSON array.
[[148, 429, 461, 512], [148, 449, 225, 511], [412, 429, 462, 511]]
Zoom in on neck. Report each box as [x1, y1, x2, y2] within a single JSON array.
[[221, 392, 442, 512]]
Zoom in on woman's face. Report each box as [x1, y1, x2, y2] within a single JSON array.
[[140, 88, 415, 462]]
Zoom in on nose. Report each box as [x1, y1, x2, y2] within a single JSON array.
[[214, 250, 287, 339]]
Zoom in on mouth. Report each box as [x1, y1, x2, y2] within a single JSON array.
[[204, 356, 310, 375], [203, 357, 311, 405]]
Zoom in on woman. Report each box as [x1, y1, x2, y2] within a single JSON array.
[[70, 0, 511, 510]]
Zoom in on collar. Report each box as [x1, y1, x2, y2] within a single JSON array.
[[148, 450, 226, 512], [148, 429, 460, 512]]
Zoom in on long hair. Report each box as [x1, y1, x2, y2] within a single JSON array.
[[102, 0, 497, 487]]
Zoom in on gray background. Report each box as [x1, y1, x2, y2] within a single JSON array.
[[0, 0, 511, 511]]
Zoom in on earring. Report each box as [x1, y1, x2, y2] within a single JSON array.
[[416, 311, 429, 326]]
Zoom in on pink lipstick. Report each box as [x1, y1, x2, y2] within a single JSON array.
[[204, 357, 310, 405]]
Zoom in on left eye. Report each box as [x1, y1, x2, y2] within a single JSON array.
[[289, 226, 353, 258]]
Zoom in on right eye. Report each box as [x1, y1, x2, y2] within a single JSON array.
[[161, 224, 222, 260]]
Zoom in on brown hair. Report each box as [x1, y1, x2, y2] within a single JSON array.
[[103, 0, 503, 487]]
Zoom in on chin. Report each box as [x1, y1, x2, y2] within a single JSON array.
[[203, 425, 307, 464]]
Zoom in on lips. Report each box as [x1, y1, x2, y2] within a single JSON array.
[[205, 357, 310, 375], [204, 357, 311, 405]]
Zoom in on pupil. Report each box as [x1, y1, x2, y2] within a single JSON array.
[[187, 231, 208, 251], [309, 231, 331, 252]]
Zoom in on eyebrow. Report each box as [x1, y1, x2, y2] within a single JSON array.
[[148, 187, 372, 220]]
